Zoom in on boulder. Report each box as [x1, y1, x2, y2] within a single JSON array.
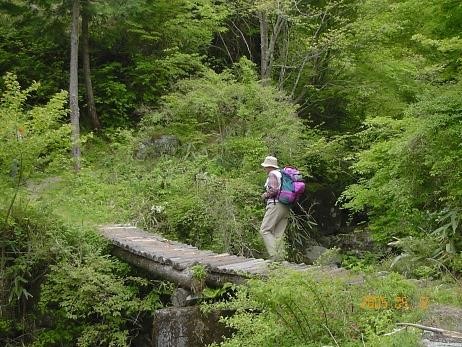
[[171, 288, 200, 307], [304, 245, 328, 264]]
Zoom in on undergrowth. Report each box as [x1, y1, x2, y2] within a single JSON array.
[[205, 270, 436, 347]]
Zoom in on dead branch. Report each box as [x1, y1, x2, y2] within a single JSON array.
[[383, 327, 407, 336], [218, 32, 233, 63], [397, 323, 462, 339], [231, 20, 253, 59]]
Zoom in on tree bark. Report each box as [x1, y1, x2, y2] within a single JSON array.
[[81, 3, 100, 130], [278, 21, 290, 89], [266, 15, 284, 82], [69, 0, 81, 171], [259, 11, 269, 85], [259, 11, 284, 86]]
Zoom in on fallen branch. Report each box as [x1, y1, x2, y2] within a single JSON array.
[[397, 323, 462, 339], [383, 327, 407, 336]]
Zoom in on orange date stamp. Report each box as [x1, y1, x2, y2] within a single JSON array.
[[360, 295, 430, 310]]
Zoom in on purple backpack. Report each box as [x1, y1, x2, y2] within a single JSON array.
[[278, 167, 306, 206]]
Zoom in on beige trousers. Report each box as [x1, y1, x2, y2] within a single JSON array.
[[259, 202, 290, 260]]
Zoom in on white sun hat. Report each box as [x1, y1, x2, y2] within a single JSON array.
[[261, 156, 279, 168]]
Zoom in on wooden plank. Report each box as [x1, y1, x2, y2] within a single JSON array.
[[213, 264, 268, 277], [219, 259, 268, 272], [243, 267, 270, 276], [167, 253, 216, 265], [102, 227, 167, 242], [173, 254, 248, 269], [205, 256, 252, 266], [139, 248, 216, 262], [204, 256, 256, 269], [168, 254, 248, 271], [103, 226, 138, 230], [123, 241, 163, 248], [151, 249, 220, 265]]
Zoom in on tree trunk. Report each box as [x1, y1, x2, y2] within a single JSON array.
[[81, 3, 100, 130], [258, 12, 284, 86], [258, 11, 270, 85], [69, 0, 81, 171], [278, 21, 290, 90]]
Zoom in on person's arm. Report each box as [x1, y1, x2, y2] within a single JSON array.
[[262, 172, 280, 199]]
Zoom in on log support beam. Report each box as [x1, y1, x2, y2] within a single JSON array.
[[112, 248, 248, 291]]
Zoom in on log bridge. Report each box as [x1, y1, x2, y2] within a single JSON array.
[[100, 225, 316, 291]]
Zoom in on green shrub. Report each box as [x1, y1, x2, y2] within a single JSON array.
[[0, 203, 165, 347], [0, 204, 92, 307], [0, 73, 70, 181], [341, 81, 462, 275], [387, 232, 462, 278], [37, 255, 163, 347], [93, 63, 137, 128], [342, 251, 381, 272], [142, 157, 263, 255], [209, 270, 425, 346], [131, 52, 206, 104], [138, 58, 309, 169]]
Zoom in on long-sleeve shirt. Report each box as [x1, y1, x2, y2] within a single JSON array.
[[263, 170, 282, 203]]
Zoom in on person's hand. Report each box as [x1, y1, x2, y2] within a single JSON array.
[[261, 192, 267, 201]]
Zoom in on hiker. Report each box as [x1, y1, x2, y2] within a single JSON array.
[[259, 155, 290, 261]]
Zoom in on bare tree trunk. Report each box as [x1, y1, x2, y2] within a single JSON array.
[[259, 11, 284, 86], [267, 15, 283, 81], [69, 0, 81, 171], [259, 11, 270, 85], [278, 21, 290, 89], [81, 4, 100, 130]]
